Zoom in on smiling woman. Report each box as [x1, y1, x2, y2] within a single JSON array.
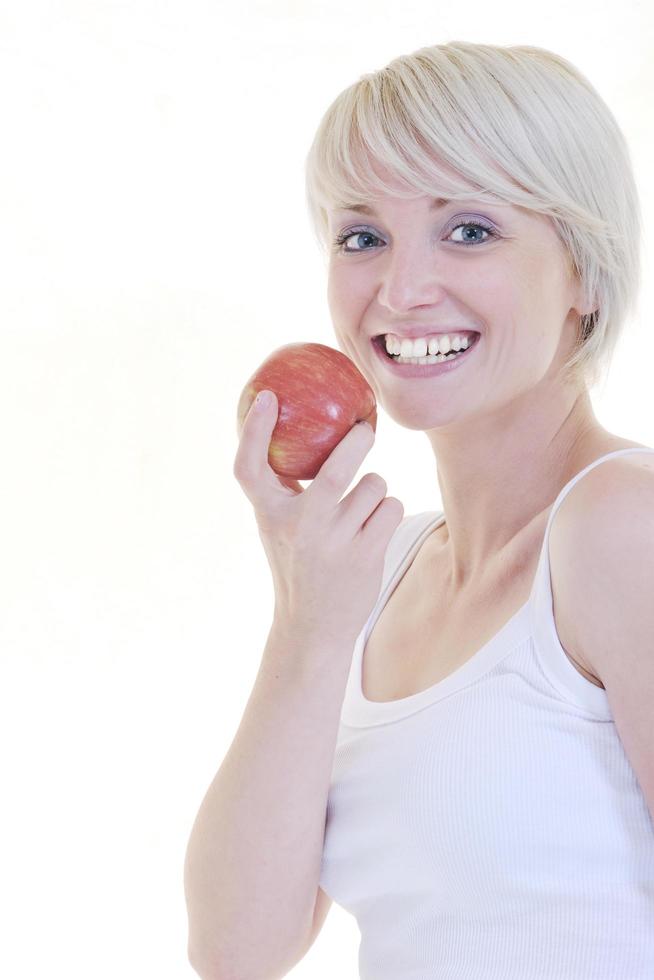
[[304, 41, 643, 393], [294, 39, 654, 980], [185, 40, 653, 980]]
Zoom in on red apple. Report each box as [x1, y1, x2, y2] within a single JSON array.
[[236, 342, 377, 481]]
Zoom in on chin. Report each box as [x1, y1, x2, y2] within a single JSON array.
[[385, 395, 469, 433]]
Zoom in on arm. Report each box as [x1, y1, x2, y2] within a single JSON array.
[[184, 620, 352, 980], [552, 461, 654, 823]]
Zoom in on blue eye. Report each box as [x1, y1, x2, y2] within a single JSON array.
[[332, 229, 381, 253], [448, 221, 496, 245], [331, 220, 497, 254]]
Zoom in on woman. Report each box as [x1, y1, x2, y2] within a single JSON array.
[[185, 42, 654, 979]]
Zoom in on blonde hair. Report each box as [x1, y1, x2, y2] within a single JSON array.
[[304, 41, 642, 391]]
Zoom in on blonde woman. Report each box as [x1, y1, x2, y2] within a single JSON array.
[[185, 42, 654, 978]]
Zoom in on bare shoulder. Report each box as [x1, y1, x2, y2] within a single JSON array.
[[549, 440, 654, 685], [548, 441, 654, 817], [559, 441, 654, 512], [553, 437, 654, 523]]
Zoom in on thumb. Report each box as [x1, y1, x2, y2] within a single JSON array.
[[234, 387, 279, 486], [257, 391, 305, 494]]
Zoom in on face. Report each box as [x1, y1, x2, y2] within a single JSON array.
[[326, 179, 586, 433]]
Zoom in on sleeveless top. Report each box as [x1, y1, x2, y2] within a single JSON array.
[[319, 448, 654, 979]]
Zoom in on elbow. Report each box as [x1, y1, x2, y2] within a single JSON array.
[[187, 942, 227, 980], [188, 942, 254, 980]]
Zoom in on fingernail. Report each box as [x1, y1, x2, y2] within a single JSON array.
[[255, 390, 272, 409]]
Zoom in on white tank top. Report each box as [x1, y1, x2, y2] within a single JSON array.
[[319, 448, 654, 979]]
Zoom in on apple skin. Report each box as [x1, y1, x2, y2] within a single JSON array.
[[236, 342, 377, 481]]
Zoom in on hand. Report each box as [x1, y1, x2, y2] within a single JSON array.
[[233, 390, 404, 645]]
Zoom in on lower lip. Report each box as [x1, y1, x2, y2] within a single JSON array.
[[371, 334, 481, 378]]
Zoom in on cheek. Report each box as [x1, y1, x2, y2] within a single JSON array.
[[477, 264, 548, 330], [327, 280, 344, 322], [522, 248, 570, 305], [327, 266, 368, 315]]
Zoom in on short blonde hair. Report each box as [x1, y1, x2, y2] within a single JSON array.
[[304, 41, 643, 390]]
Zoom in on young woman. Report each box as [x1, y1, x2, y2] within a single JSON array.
[[185, 41, 654, 979]]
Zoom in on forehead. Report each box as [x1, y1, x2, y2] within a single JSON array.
[[328, 194, 520, 220], [333, 196, 453, 216]]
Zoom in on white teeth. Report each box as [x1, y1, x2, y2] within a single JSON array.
[[385, 333, 475, 357]]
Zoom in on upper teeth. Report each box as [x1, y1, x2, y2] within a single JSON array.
[[384, 332, 477, 357]]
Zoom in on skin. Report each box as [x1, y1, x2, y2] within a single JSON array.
[[326, 169, 610, 601]]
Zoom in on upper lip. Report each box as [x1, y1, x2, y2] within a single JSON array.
[[373, 326, 480, 339]]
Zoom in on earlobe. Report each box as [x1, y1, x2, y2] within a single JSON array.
[[570, 294, 597, 318], [579, 303, 599, 318], [573, 286, 599, 319], [568, 271, 598, 318]]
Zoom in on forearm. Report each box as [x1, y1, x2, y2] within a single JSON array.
[[184, 620, 354, 979]]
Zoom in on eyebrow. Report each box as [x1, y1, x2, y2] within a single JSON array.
[[334, 197, 455, 216]]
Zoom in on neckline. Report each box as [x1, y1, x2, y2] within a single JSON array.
[[344, 512, 532, 725], [342, 445, 654, 727]]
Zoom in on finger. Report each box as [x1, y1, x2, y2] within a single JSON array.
[[233, 390, 303, 498], [359, 494, 405, 545], [337, 470, 389, 537], [306, 420, 375, 509], [277, 474, 305, 494], [233, 388, 276, 483]]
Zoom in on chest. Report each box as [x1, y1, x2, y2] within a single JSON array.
[[361, 527, 603, 703]]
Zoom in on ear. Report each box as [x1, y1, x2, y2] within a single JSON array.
[[570, 284, 598, 319], [566, 260, 598, 318]]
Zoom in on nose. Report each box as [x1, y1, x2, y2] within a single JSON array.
[[376, 239, 449, 313]]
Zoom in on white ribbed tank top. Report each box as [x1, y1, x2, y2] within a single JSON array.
[[319, 448, 654, 979]]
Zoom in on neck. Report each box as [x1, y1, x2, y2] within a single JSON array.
[[424, 381, 603, 595]]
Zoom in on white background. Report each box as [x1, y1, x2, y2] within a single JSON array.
[[1, 2, 652, 978]]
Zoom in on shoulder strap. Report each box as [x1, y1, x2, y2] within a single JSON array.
[[528, 447, 654, 711], [542, 447, 654, 551]]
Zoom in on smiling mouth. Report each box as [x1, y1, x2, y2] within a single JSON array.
[[372, 332, 481, 361]]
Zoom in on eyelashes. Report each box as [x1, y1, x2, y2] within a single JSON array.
[[331, 219, 498, 255]]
